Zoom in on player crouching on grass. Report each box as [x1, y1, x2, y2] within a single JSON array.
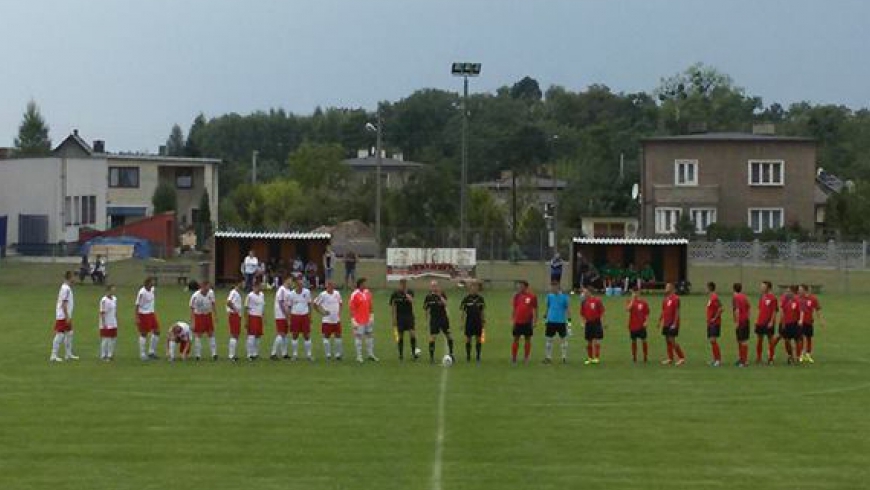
[[580, 285, 605, 365], [798, 284, 825, 363], [625, 287, 650, 363], [226, 281, 243, 361], [349, 277, 379, 363], [314, 281, 344, 361], [706, 282, 723, 367], [135, 278, 160, 360], [50, 271, 78, 362], [659, 283, 686, 366], [732, 283, 751, 367], [511, 280, 538, 364], [245, 281, 266, 360], [190, 281, 218, 361], [543, 281, 570, 364], [424, 280, 455, 363], [460, 280, 486, 363], [98, 285, 118, 361], [167, 322, 192, 361], [390, 278, 418, 361]]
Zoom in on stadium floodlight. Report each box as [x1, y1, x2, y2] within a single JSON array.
[[451, 61, 482, 248], [365, 114, 383, 257]]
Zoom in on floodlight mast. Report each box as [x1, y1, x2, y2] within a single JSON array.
[[451, 62, 481, 248]]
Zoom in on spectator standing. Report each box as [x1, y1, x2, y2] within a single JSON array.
[[344, 250, 358, 289], [241, 250, 259, 292]]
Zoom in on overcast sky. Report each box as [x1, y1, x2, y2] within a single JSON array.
[[2, 0, 868, 152]]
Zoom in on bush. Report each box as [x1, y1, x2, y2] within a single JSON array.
[[152, 182, 177, 214]]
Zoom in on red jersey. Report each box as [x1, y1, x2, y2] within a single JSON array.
[[581, 296, 605, 323], [512, 291, 538, 324], [780, 294, 799, 324], [706, 293, 722, 326], [349, 288, 373, 325], [661, 294, 680, 328], [756, 293, 778, 326], [732, 293, 750, 325], [801, 295, 821, 325], [627, 298, 649, 331]]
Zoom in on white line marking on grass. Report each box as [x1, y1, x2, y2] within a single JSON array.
[[431, 368, 449, 490]]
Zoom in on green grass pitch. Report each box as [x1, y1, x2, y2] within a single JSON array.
[[0, 279, 868, 489]]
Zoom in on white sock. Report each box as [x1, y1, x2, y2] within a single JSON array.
[[209, 336, 217, 357], [354, 337, 363, 358], [149, 334, 159, 355], [99, 338, 107, 358], [64, 331, 75, 357], [323, 338, 331, 358], [229, 338, 238, 358], [169, 340, 177, 360], [334, 338, 343, 358], [545, 338, 554, 359], [138, 336, 147, 358], [254, 337, 260, 357], [304, 339, 312, 357], [561, 339, 568, 359], [271, 336, 281, 356], [194, 337, 202, 358], [246, 336, 254, 357], [291, 338, 299, 356], [366, 337, 375, 357], [109, 338, 117, 358], [281, 336, 289, 357], [51, 332, 64, 358]]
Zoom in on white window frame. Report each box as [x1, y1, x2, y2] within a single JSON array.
[[748, 160, 784, 186], [655, 207, 682, 235], [689, 207, 717, 235], [748, 207, 784, 233], [674, 159, 698, 186]]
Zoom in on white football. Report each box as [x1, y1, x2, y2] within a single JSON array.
[[414, 348, 422, 356], [442, 354, 453, 367]]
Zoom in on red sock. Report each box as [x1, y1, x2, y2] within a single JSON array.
[[674, 344, 685, 360], [511, 341, 518, 361], [769, 338, 778, 360], [523, 339, 531, 360], [739, 343, 747, 364], [796, 339, 804, 357], [631, 342, 638, 361], [756, 339, 763, 361], [784, 341, 793, 358], [594, 343, 601, 359], [642, 342, 648, 361], [806, 338, 813, 353], [666, 342, 674, 361], [711, 341, 721, 362], [587, 343, 593, 359]]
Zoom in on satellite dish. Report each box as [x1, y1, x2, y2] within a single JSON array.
[[630, 183, 640, 200]]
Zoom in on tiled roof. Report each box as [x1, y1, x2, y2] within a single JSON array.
[[573, 237, 688, 245], [214, 231, 331, 240]]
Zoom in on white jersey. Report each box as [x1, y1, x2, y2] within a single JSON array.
[[189, 289, 215, 315], [246, 291, 265, 317], [314, 290, 342, 324], [226, 289, 243, 315], [99, 295, 118, 328], [242, 255, 259, 274], [274, 286, 291, 320], [55, 283, 74, 320], [288, 288, 312, 316], [174, 322, 192, 340], [136, 287, 156, 314]]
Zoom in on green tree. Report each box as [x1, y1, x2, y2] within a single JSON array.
[[467, 187, 507, 233], [152, 181, 178, 214], [287, 142, 349, 189], [510, 76, 543, 102], [674, 214, 696, 238], [261, 179, 303, 228], [166, 124, 185, 156], [227, 184, 266, 228], [14, 101, 51, 156], [184, 113, 207, 157]]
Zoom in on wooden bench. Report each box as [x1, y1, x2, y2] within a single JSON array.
[[144, 264, 192, 285]]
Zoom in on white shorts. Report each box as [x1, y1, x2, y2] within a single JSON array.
[[352, 321, 374, 336]]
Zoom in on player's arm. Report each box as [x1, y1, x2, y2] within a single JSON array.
[[189, 296, 196, 324], [391, 297, 398, 327], [99, 302, 106, 327], [816, 304, 826, 328]]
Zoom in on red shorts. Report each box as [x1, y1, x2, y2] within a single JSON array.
[[322, 322, 342, 337], [54, 319, 72, 333], [228, 313, 241, 338], [193, 314, 214, 335], [247, 315, 264, 337], [290, 314, 311, 335], [179, 340, 191, 355], [137, 313, 160, 335], [99, 328, 118, 338], [275, 318, 289, 335]]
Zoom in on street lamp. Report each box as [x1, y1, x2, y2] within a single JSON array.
[[451, 62, 481, 248], [365, 113, 383, 256]]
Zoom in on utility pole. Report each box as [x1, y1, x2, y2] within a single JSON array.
[[252, 150, 258, 185], [375, 111, 383, 256]]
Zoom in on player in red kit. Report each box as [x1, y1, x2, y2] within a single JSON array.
[[755, 281, 778, 365], [511, 280, 538, 364], [580, 286, 605, 365], [658, 283, 685, 366], [798, 284, 825, 363], [706, 282, 723, 367], [774, 285, 802, 364], [625, 287, 650, 363], [732, 283, 751, 367]]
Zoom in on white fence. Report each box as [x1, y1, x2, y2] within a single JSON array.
[[689, 241, 868, 269]]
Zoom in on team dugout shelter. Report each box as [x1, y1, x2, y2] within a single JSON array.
[[213, 231, 332, 285], [571, 237, 689, 292]]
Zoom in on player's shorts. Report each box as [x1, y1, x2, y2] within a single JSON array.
[[584, 320, 604, 340], [755, 324, 773, 336], [321, 322, 342, 337], [396, 317, 415, 332], [661, 324, 679, 337], [707, 323, 721, 339], [801, 323, 814, 338], [178, 339, 191, 355], [275, 318, 289, 336], [512, 323, 533, 337], [629, 328, 647, 340], [290, 314, 311, 335], [429, 320, 450, 336], [353, 321, 374, 336], [137, 313, 159, 335], [247, 315, 264, 337], [784, 322, 800, 340], [228, 313, 241, 338], [736, 321, 750, 342], [99, 327, 117, 338], [545, 322, 567, 338], [54, 319, 72, 333], [777, 324, 786, 337], [193, 314, 214, 335], [465, 322, 483, 337]]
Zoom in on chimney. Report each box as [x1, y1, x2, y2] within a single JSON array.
[[752, 123, 776, 135], [73, 129, 79, 137], [93, 140, 105, 153]]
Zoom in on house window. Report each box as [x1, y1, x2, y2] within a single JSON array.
[[80, 195, 97, 226], [674, 159, 698, 186], [748, 160, 784, 186], [690, 208, 717, 234], [64, 197, 72, 226], [655, 207, 682, 234], [109, 167, 140, 188], [748, 208, 784, 233], [176, 168, 193, 189], [72, 196, 80, 225]]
